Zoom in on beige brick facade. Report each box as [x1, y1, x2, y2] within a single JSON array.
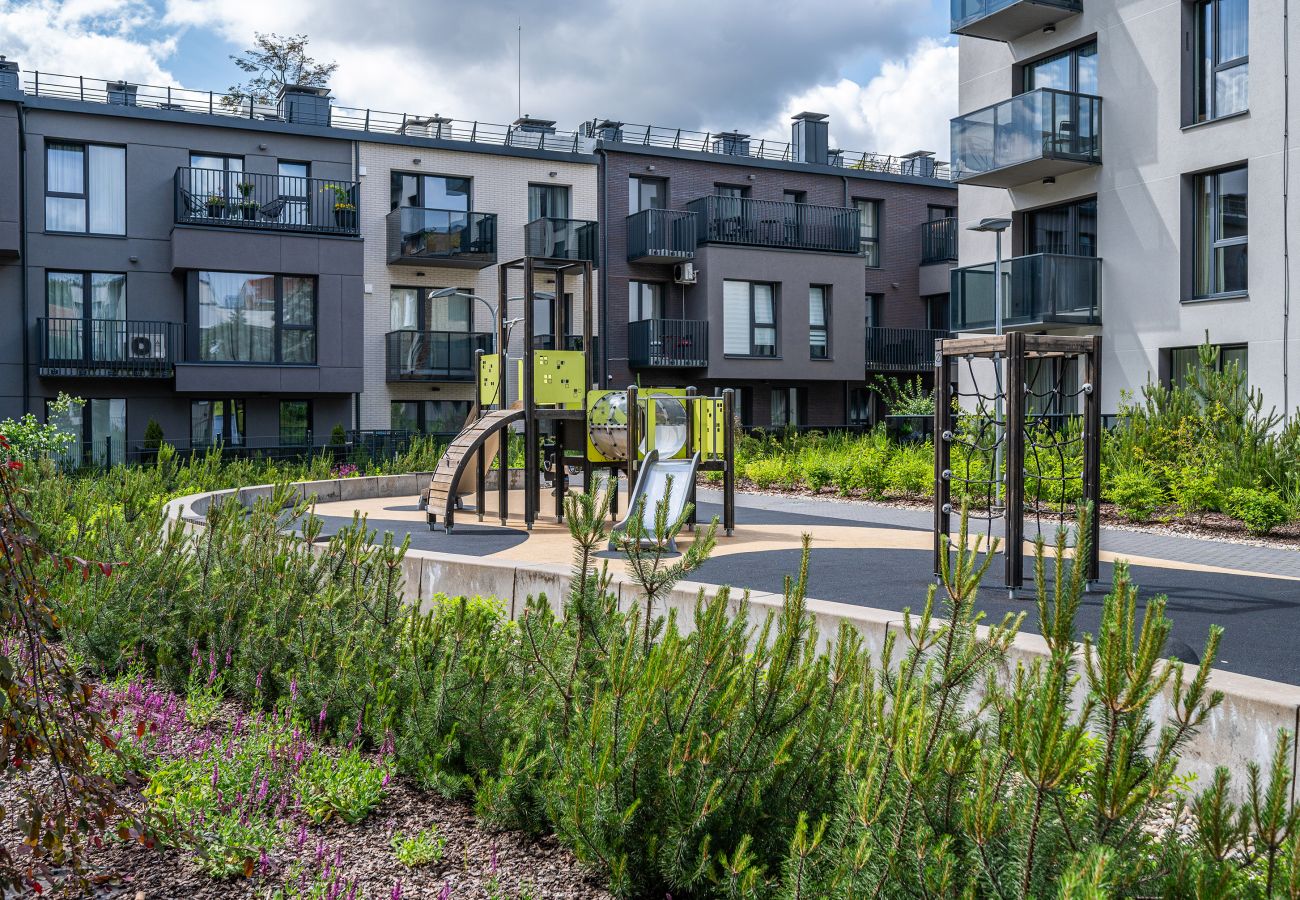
[[357, 140, 598, 429]]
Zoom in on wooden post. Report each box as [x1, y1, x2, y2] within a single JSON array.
[[1003, 332, 1026, 595], [497, 263, 510, 526], [1084, 334, 1103, 585], [933, 337, 953, 578], [722, 388, 735, 537], [523, 257, 537, 530], [626, 384, 639, 505], [553, 266, 567, 524]]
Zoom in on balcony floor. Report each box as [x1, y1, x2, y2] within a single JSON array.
[[955, 154, 1099, 189], [952, 0, 1081, 41]]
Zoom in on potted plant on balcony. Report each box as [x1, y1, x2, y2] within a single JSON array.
[[325, 183, 356, 230], [205, 193, 227, 219], [235, 180, 258, 221]]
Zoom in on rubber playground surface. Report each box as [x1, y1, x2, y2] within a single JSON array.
[[305, 487, 1300, 687]]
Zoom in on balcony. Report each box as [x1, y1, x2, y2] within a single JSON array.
[[920, 217, 958, 265], [385, 330, 494, 382], [865, 327, 948, 372], [628, 319, 709, 368], [951, 0, 1082, 41], [626, 208, 697, 263], [951, 89, 1101, 188], [39, 319, 181, 378], [525, 218, 599, 265], [174, 168, 360, 235], [386, 208, 497, 268], [950, 253, 1101, 331], [685, 196, 860, 254]]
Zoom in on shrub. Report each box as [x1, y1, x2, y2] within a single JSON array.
[[1223, 486, 1291, 535], [1168, 460, 1222, 518], [295, 746, 389, 825], [391, 827, 446, 868], [142, 418, 165, 450], [797, 452, 837, 491], [329, 424, 348, 446], [883, 443, 933, 496], [1108, 466, 1163, 522], [741, 456, 795, 489]]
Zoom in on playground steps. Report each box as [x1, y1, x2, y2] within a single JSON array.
[[425, 407, 525, 531]]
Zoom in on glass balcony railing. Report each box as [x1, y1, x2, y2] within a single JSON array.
[[524, 218, 599, 265], [951, 88, 1101, 188], [386, 208, 497, 268], [626, 208, 698, 262], [384, 330, 494, 381], [950, 253, 1101, 332], [951, 0, 1082, 41]]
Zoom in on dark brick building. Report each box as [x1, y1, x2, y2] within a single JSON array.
[[590, 115, 958, 428]]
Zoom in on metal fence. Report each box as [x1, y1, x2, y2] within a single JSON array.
[[626, 208, 698, 261], [865, 327, 948, 371], [685, 196, 860, 253], [38, 318, 182, 378], [628, 319, 709, 368], [920, 217, 958, 264], [174, 168, 360, 235]]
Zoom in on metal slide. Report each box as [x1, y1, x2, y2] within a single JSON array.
[[608, 449, 701, 552]]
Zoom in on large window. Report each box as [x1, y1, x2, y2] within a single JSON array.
[[45, 271, 126, 361], [47, 397, 125, 468], [1195, 0, 1249, 122], [629, 281, 663, 322], [723, 280, 777, 357], [770, 387, 803, 429], [628, 176, 666, 214], [278, 161, 310, 226], [390, 287, 472, 332], [1025, 197, 1097, 256], [1193, 166, 1248, 297], [1167, 343, 1248, 389], [46, 141, 125, 234], [528, 184, 570, 220], [855, 199, 880, 266], [809, 286, 829, 359], [279, 400, 312, 445], [1023, 41, 1098, 94], [391, 400, 473, 435], [391, 173, 471, 210], [849, 387, 872, 426], [195, 272, 317, 364], [191, 399, 246, 446], [188, 153, 244, 207]]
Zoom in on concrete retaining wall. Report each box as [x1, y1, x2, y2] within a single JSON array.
[[165, 473, 1300, 793]]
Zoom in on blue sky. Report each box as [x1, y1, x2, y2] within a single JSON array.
[[0, 0, 958, 156]]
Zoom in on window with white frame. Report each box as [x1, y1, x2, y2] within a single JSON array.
[[809, 285, 829, 359], [629, 281, 663, 321]]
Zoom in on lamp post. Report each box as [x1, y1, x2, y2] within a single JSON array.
[[967, 217, 1013, 509]]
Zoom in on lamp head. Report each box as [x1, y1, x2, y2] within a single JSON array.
[[968, 217, 1012, 233]]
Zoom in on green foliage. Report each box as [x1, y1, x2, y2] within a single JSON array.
[[143, 418, 165, 451], [0, 392, 82, 460], [742, 456, 796, 489], [1224, 486, 1291, 535], [391, 826, 446, 868], [329, 424, 348, 446], [296, 746, 389, 825], [1107, 465, 1164, 523], [874, 374, 936, 416]]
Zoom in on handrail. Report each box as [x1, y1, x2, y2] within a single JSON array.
[[38, 318, 181, 377], [174, 167, 359, 235]]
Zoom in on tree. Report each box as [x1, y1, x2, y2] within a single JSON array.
[[223, 33, 338, 110]]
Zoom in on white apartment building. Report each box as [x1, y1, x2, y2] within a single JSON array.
[[357, 120, 598, 433], [951, 0, 1296, 415]]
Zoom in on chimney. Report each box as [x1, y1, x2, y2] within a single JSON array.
[[0, 57, 20, 93], [514, 115, 557, 135], [712, 131, 750, 156], [277, 83, 332, 126], [901, 150, 937, 179], [792, 111, 829, 165]]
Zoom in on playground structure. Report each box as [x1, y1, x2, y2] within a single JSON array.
[[423, 254, 736, 540], [933, 332, 1102, 596]]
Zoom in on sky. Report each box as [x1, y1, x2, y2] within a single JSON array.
[[0, 0, 958, 158]]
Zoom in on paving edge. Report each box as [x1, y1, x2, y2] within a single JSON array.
[[164, 473, 1300, 795]]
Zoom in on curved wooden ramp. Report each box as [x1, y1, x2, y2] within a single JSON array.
[[425, 408, 525, 532]]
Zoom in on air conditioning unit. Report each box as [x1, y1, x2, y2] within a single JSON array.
[[673, 262, 698, 285], [126, 333, 167, 360]]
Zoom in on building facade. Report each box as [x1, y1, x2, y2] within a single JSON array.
[[951, 0, 1294, 415], [0, 67, 364, 462], [590, 116, 957, 428]]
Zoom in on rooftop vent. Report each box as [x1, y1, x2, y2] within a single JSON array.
[[0, 57, 19, 93], [591, 119, 624, 142], [277, 83, 332, 127], [107, 80, 138, 106], [712, 131, 750, 156], [900, 150, 937, 179], [514, 115, 557, 135], [792, 111, 829, 165]]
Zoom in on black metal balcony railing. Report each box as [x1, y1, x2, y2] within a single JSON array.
[[628, 319, 709, 368], [920, 217, 958, 265], [174, 168, 360, 235], [384, 330, 493, 381], [39, 318, 181, 377], [864, 327, 948, 371], [950, 253, 1101, 332], [524, 218, 599, 265], [626, 208, 698, 263], [950, 0, 1082, 41], [951, 89, 1101, 188], [685, 196, 860, 253], [386, 207, 498, 267]]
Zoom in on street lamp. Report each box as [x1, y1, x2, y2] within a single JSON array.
[[967, 217, 1012, 510]]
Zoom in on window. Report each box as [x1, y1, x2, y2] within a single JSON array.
[[770, 387, 802, 429], [855, 200, 880, 266], [1026, 356, 1080, 416], [45, 271, 126, 361], [528, 183, 570, 220], [391, 400, 473, 435], [191, 399, 245, 446], [278, 161, 310, 226], [723, 280, 777, 357], [1022, 41, 1098, 94], [1193, 166, 1248, 297], [925, 294, 950, 331], [188, 153, 244, 207], [1025, 197, 1097, 256], [1195, 0, 1249, 122], [47, 397, 125, 467], [809, 286, 829, 359], [865, 293, 882, 330], [928, 205, 956, 222], [195, 272, 317, 364], [849, 388, 872, 426], [391, 173, 471, 210], [1167, 343, 1248, 389], [629, 281, 663, 322], [715, 184, 748, 198], [390, 287, 472, 332], [629, 176, 666, 214], [783, 190, 807, 204], [46, 141, 125, 234], [279, 400, 312, 445]]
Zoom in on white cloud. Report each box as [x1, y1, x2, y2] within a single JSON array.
[[0, 0, 177, 85], [766, 39, 958, 159]]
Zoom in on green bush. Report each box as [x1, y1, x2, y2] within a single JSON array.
[[1108, 466, 1164, 522], [1223, 486, 1291, 535], [329, 423, 348, 446], [741, 456, 795, 489], [142, 418, 164, 450], [883, 443, 933, 497]]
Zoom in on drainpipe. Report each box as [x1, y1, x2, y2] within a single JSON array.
[[597, 146, 609, 387], [17, 102, 29, 416], [352, 138, 362, 429], [1284, 0, 1292, 413]]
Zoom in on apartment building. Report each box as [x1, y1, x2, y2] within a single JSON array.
[[951, 0, 1293, 415], [589, 114, 957, 428], [355, 118, 598, 433], [0, 65, 364, 462]]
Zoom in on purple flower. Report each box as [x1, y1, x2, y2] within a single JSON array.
[[290, 677, 298, 702], [255, 670, 263, 691], [319, 704, 327, 725], [391, 881, 403, 900], [259, 849, 270, 876], [225, 648, 232, 666], [297, 824, 308, 849], [437, 883, 450, 900], [490, 845, 498, 875], [210, 763, 220, 789]]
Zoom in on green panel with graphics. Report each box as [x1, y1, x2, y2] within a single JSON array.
[[478, 354, 502, 406], [693, 396, 726, 458], [533, 350, 585, 407]]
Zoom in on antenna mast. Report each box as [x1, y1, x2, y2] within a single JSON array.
[[517, 19, 522, 119]]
